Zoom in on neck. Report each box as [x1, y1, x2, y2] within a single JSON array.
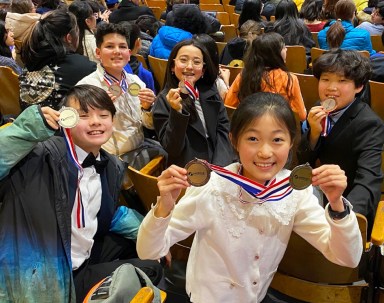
[[103, 66, 123, 81]]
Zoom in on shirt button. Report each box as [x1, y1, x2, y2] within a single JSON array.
[[259, 229, 264, 234], [230, 283, 235, 289], [253, 281, 257, 285], [255, 255, 259, 260]]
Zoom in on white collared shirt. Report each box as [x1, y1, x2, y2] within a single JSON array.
[[71, 146, 102, 270]]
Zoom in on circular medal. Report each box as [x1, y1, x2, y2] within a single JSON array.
[[289, 164, 312, 190], [178, 80, 189, 95], [185, 159, 211, 187], [109, 84, 122, 98], [58, 107, 79, 128], [128, 82, 141, 96], [321, 98, 337, 112]]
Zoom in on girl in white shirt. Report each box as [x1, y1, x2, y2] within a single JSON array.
[[137, 92, 363, 303]]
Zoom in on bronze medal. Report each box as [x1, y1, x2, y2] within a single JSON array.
[[321, 98, 337, 112], [128, 82, 141, 96], [178, 80, 189, 95], [58, 107, 79, 128], [289, 164, 312, 190], [185, 159, 211, 187], [109, 84, 122, 97]]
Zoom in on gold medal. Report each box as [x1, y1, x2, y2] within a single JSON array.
[[289, 163, 312, 190], [58, 107, 79, 128], [109, 84, 122, 98], [185, 159, 211, 187], [128, 82, 141, 96], [321, 98, 337, 112]]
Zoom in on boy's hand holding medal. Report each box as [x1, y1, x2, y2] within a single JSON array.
[[138, 87, 156, 110], [41, 107, 61, 130]]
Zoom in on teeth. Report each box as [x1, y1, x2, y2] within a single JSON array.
[[255, 163, 272, 167], [89, 131, 103, 135]]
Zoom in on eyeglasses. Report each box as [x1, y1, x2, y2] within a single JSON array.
[[174, 57, 205, 68]]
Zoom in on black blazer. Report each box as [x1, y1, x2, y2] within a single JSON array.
[[297, 97, 384, 232], [109, 0, 154, 23], [153, 83, 234, 167]]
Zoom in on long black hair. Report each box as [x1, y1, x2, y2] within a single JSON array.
[[0, 21, 12, 57]]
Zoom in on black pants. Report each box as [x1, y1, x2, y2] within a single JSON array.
[[73, 232, 163, 303]]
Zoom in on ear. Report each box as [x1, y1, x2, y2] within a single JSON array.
[[85, 17, 92, 29], [95, 47, 101, 60], [355, 84, 364, 94], [65, 33, 72, 45]]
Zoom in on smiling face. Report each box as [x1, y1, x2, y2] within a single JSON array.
[[234, 114, 292, 184], [68, 97, 114, 156], [96, 33, 131, 79], [318, 72, 363, 110], [171, 45, 205, 87]]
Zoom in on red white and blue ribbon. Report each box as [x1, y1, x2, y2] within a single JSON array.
[[201, 160, 293, 204], [184, 81, 199, 101], [103, 70, 127, 93], [321, 110, 341, 137], [62, 128, 85, 228]]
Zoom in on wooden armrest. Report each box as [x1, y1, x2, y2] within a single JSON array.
[[130, 287, 154, 303], [140, 155, 164, 176], [371, 201, 384, 246]]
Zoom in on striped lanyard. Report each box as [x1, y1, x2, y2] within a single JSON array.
[[62, 128, 86, 228], [202, 160, 293, 204], [184, 81, 199, 101], [103, 71, 128, 93], [321, 110, 341, 137]]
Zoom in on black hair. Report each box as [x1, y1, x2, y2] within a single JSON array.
[[135, 14, 162, 38], [192, 33, 219, 69], [239, 32, 292, 102], [95, 22, 130, 48], [11, 0, 34, 13], [320, 0, 338, 19], [238, 0, 264, 29], [171, 4, 207, 34], [165, 39, 217, 121], [37, 0, 60, 10], [0, 21, 12, 57], [326, 0, 356, 49], [69, 0, 93, 56], [299, 0, 323, 21], [230, 92, 297, 149], [126, 22, 141, 51], [272, 0, 309, 46], [21, 9, 79, 70], [312, 49, 372, 88], [62, 84, 116, 117]]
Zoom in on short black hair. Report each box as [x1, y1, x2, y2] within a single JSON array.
[[62, 84, 116, 117], [95, 22, 130, 48], [312, 49, 371, 88]]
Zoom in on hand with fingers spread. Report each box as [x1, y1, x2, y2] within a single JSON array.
[[312, 164, 347, 212], [139, 88, 156, 110], [307, 106, 327, 149], [219, 66, 230, 88], [166, 88, 183, 111], [155, 165, 190, 217], [41, 107, 60, 130]]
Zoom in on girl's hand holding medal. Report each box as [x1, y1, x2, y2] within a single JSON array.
[[166, 88, 183, 111], [156, 165, 190, 217], [312, 164, 347, 211]]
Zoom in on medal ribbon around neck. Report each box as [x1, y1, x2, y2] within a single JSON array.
[[321, 109, 341, 137], [104, 71, 128, 93], [200, 160, 293, 203], [62, 128, 86, 228], [184, 80, 199, 101]]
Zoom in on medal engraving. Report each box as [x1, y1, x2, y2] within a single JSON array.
[[178, 80, 189, 95], [58, 107, 79, 128], [321, 98, 337, 112], [128, 82, 141, 96], [185, 159, 211, 187], [289, 164, 312, 190], [109, 84, 122, 97]]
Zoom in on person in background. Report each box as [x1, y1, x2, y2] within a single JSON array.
[[20, 9, 96, 110], [10, 0, 35, 13], [35, 0, 62, 14], [225, 32, 307, 122], [69, 0, 98, 62], [153, 39, 234, 167], [0, 20, 22, 74], [370, 29, 384, 81], [357, 1, 384, 35], [237, 0, 266, 30], [123, 22, 156, 93], [109, 0, 154, 24], [319, 0, 375, 54], [135, 14, 163, 60], [265, 0, 315, 58], [105, 0, 118, 11], [0, 0, 11, 11], [300, 0, 326, 32], [297, 49, 384, 234], [137, 91, 362, 303]]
